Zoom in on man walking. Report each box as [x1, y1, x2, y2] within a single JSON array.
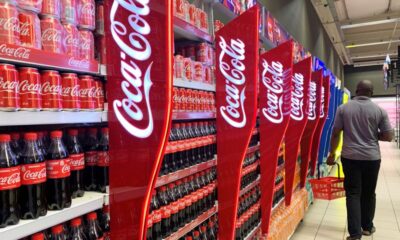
[[327, 80, 394, 240]]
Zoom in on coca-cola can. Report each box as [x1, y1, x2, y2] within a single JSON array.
[[19, 67, 41, 111], [41, 70, 62, 111], [93, 79, 104, 111], [79, 29, 94, 60], [196, 43, 207, 63], [185, 45, 196, 60], [18, 0, 42, 13], [183, 58, 192, 81], [174, 0, 184, 19], [62, 22, 79, 57], [40, 15, 64, 54], [77, 0, 95, 30], [204, 66, 211, 84], [174, 55, 184, 79], [41, 0, 60, 18], [95, 1, 104, 35], [0, 2, 20, 45], [193, 62, 203, 82], [79, 75, 95, 111], [187, 89, 193, 112], [179, 88, 186, 111], [172, 87, 179, 112], [0, 64, 19, 111], [60, 0, 76, 24], [61, 73, 80, 111], [19, 9, 41, 49], [188, 4, 196, 25]]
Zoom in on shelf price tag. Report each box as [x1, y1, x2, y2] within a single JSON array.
[[215, 6, 259, 240]]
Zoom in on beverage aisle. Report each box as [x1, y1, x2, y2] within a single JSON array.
[[291, 142, 400, 240]]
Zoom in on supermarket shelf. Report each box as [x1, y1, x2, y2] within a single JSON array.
[[165, 205, 217, 240], [0, 192, 108, 239], [259, 35, 276, 50], [172, 111, 216, 120], [156, 158, 217, 187], [241, 161, 259, 177], [239, 177, 260, 197], [174, 78, 216, 92], [209, 1, 237, 22], [244, 223, 261, 240], [0, 111, 108, 126], [246, 144, 260, 155], [174, 17, 212, 43], [0, 43, 100, 74]]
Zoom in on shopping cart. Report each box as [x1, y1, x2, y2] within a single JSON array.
[[309, 163, 345, 200]]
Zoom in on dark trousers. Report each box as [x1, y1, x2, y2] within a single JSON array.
[[342, 158, 381, 237]]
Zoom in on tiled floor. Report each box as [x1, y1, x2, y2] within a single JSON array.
[[291, 142, 400, 240]]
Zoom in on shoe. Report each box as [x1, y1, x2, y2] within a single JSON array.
[[362, 226, 376, 236], [346, 236, 361, 240]]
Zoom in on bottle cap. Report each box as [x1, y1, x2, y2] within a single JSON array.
[[24, 132, 38, 140], [31, 232, 45, 240], [50, 130, 62, 138], [68, 129, 78, 136], [186, 237, 193, 240], [51, 225, 63, 234], [70, 217, 82, 227], [168, 183, 175, 188], [0, 134, 10, 142], [160, 186, 167, 191], [193, 231, 200, 237], [101, 127, 109, 134], [87, 212, 97, 220], [201, 225, 207, 232], [10, 132, 20, 140]]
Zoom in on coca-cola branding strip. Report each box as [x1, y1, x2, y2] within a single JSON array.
[[0, 166, 21, 190], [309, 74, 331, 176], [20, 162, 46, 185], [299, 69, 323, 188], [46, 159, 71, 179], [97, 151, 109, 167], [70, 153, 84, 171], [105, 1, 173, 239], [258, 40, 293, 234], [283, 57, 312, 206], [85, 151, 97, 166], [215, 6, 259, 240]]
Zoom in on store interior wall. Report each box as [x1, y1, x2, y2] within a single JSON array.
[[344, 65, 397, 97], [260, 0, 344, 81]]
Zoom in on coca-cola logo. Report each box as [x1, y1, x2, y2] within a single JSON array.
[[0, 17, 20, 32], [71, 157, 84, 166], [291, 73, 304, 121], [0, 77, 18, 92], [41, 81, 62, 95], [41, 28, 62, 43], [81, 2, 95, 16], [0, 172, 20, 185], [19, 21, 31, 36], [218, 36, 247, 128], [261, 59, 284, 124], [320, 86, 325, 118], [95, 86, 104, 98], [110, 0, 154, 138], [62, 85, 80, 97], [61, 162, 70, 173], [23, 168, 46, 180], [19, 80, 41, 94], [0, 44, 31, 59], [308, 81, 317, 120], [80, 86, 96, 97], [68, 57, 90, 68], [64, 34, 79, 47], [81, 38, 91, 50]]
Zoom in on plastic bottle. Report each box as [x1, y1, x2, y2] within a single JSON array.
[[66, 129, 85, 198], [84, 128, 98, 191], [70, 217, 88, 240], [96, 127, 109, 193], [86, 212, 104, 240], [50, 225, 66, 240], [10, 132, 22, 161]]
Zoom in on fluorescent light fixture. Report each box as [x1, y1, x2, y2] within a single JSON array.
[[346, 39, 400, 48], [354, 61, 385, 67], [351, 53, 397, 59], [341, 18, 399, 29]]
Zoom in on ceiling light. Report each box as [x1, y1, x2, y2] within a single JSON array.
[[341, 18, 399, 29], [353, 61, 385, 67], [351, 53, 397, 59], [346, 39, 400, 48]]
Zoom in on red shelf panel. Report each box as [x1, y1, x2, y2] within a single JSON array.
[[173, 17, 212, 43], [0, 43, 100, 74], [172, 111, 216, 120], [156, 158, 217, 187], [239, 177, 260, 197], [246, 144, 260, 155], [244, 223, 261, 240], [165, 205, 217, 240]]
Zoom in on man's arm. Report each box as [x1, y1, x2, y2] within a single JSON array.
[[327, 127, 341, 165], [378, 130, 394, 142], [378, 109, 394, 142]]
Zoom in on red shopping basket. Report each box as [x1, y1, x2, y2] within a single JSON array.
[[309, 163, 345, 200]]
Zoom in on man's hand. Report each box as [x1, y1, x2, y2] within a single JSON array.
[[327, 153, 336, 166]]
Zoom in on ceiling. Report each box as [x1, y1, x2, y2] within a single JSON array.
[[311, 0, 400, 67]]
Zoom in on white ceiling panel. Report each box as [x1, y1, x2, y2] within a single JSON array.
[[344, 0, 389, 20]]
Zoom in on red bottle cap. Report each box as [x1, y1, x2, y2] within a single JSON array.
[[193, 231, 200, 237], [208, 221, 214, 227], [50, 130, 63, 138], [24, 132, 38, 140], [173, 123, 180, 128], [160, 186, 167, 191], [87, 212, 97, 220], [31, 232, 45, 240], [70, 217, 82, 227], [88, 128, 98, 135], [176, 180, 182, 185], [10, 132, 20, 140], [168, 183, 175, 188], [201, 226, 207, 232], [101, 127, 109, 134], [0, 134, 10, 142], [68, 129, 79, 136], [186, 237, 193, 240], [51, 225, 63, 234]]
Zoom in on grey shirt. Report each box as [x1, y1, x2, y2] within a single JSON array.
[[333, 96, 393, 160]]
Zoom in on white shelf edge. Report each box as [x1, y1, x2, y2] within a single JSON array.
[[243, 222, 261, 240], [174, 78, 216, 92], [0, 192, 107, 240]]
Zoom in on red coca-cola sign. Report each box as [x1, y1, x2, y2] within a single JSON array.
[[258, 40, 293, 234], [283, 57, 312, 206], [105, 1, 173, 239], [300, 69, 323, 187], [21, 162, 47, 185], [215, 6, 259, 240], [0, 166, 21, 190]]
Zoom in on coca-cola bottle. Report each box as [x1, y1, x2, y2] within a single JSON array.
[[70, 217, 88, 240], [84, 128, 98, 191], [97, 127, 109, 193], [86, 212, 104, 240], [50, 225, 66, 240], [20, 132, 47, 219], [0, 134, 20, 228], [10, 133, 22, 161], [66, 129, 85, 198], [46, 131, 72, 210], [98, 205, 110, 239], [37, 132, 47, 156], [31, 232, 47, 240]]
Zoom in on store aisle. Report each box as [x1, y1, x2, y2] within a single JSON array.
[[291, 142, 400, 240]]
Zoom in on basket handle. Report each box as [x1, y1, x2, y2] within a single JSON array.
[[317, 162, 342, 179]]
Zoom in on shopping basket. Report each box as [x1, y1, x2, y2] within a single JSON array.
[[309, 163, 345, 200]]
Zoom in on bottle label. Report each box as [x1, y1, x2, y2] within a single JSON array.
[[70, 153, 85, 170], [0, 166, 21, 190], [97, 151, 109, 167], [46, 159, 71, 179], [21, 162, 46, 185], [85, 151, 98, 166]]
